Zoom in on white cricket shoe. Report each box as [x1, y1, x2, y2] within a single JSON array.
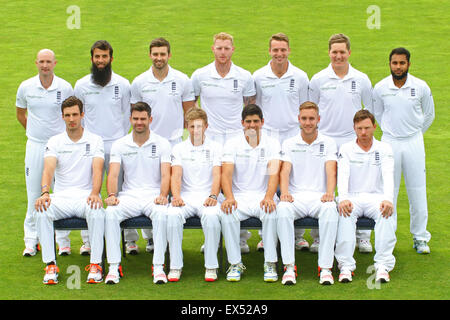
[[205, 268, 218, 282], [338, 269, 353, 283], [358, 239, 373, 253], [309, 239, 320, 253], [226, 263, 246, 282], [413, 239, 430, 254], [58, 246, 71, 256], [376, 265, 390, 283], [281, 265, 297, 285], [85, 263, 103, 284], [23, 244, 39, 257], [105, 265, 123, 285], [263, 262, 278, 282], [153, 265, 167, 284], [43, 264, 59, 285], [295, 237, 310, 251], [319, 268, 334, 285], [80, 242, 91, 256], [168, 269, 182, 282], [126, 241, 139, 255]]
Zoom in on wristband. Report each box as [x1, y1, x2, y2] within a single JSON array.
[[107, 193, 116, 198], [41, 191, 49, 197], [209, 194, 217, 200]]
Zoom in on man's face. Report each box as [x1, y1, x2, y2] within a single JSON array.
[[35, 50, 57, 77], [62, 105, 83, 131], [242, 114, 264, 138], [187, 119, 207, 144], [91, 48, 113, 70], [150, 46, 171, 70], [299, 108, 320, 135], [212, 39, 234, 65], [130, 110, 152, 134], [329, 42, 351, 69], [390, 54, 410, 80], [269, 40, 290, 65], [354, 118, 376, 144]]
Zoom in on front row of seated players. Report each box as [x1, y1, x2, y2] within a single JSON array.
[[34, 96, 396, 285]]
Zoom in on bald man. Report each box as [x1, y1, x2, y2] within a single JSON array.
[[16, 49, 74, 256]]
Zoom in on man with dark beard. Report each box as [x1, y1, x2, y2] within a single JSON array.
[[74, 40, 131, 255], [372, 47, 435, 254]]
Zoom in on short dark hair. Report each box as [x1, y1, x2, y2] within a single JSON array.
[[149, 37, 171, 54], [242, 104, 263, 121], [353, 109, 375, 125], [90, 40, 113, 57], [389, 47, 410, 62], [131, 102, 152, 117], [61, 96, 83, 114]]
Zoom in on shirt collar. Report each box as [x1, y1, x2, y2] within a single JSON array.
[[124, 131, 156, 147], [63, 128, 91, 144], [35, 74, 59, 91], [351, 137, 379, 153], [295, 132, 325, 146], [264, 60, 294, 79], [146, 65, 175, 83], [210, 62, 237, 79], [326, 63, 356, 80], [388, 74, 412, 89], [89, 71, 119, 87]]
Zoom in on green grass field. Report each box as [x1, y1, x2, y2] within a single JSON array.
[[0, 0, 449, 300]]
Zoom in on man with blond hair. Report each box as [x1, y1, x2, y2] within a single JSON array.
[[309, 33, 374, 253], [191, 32, 256, 252], [166, 108, 223, 282], [253, 33, 310, 252], [16, 49, 73, 257]]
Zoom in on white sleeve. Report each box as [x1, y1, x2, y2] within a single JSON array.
[[16, 82, 27, 109], [326, 139, 338, 162], [308, 77, 320, 104], [130, 79, 142, 104], [191, 71, 201, 97], [280, 140, 292, 163], [109, 141, 122, 164], [361, 76, 373, 113], [121, 80, 131, 135], [253, 74, 263, 108], [93, 136, 105, 160], [44, 137, 58, 159], [73, 81, 84, 103], [421, 83, 435, 133], [221, 140, 236, 164], [182, 77, 195, 102], [298, 74, 310, 105], [213, 143, 223, 167], [269, 138, 282, 161], [243, 74, 256, 97], [371, 87, 385, 126], [170, 145, 182, 167], [160, 139, 172, 163], [381, 144, 395, 203], [337, 147, 351, 201]]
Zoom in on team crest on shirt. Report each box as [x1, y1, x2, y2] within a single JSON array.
[[411, 88, 416, 97], [371, 151, 381, 166], [83, 143, 91, 156], [287, 79, 296, 93], [232, 79, 239, 93], [56, 91, 62, 105], [169, 81, 178, 96], [113, 86, 120, 100], [147, 144, 159, 159]]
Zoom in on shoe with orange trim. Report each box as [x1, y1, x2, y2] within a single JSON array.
[[85, 263, 103, 284], [338, 268, 354, 283], [281, 264, 297, 285], [152, 265, 167, 284], [318, 267, 334, 285], [105, 265, 123, 285], [43, 264, 59, 285]]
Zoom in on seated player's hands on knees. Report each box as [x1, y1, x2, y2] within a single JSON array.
[[380, 200, 394, 218], [338, 200, 353, 217], [221, 197, 237, 214], [154, 195, 168, 206], [105, 195, 119, 206], [87, 194, 103, 209], [203, 196, 217, 207], [35, 193, 51, 212], [260, 197, 276, 213], [280, 193, 293, 203], [321, 192, 335, 203], [171, 196, 185, 207]]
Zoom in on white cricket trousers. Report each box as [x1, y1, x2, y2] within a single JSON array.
[[167, 193, 221, 269], [24, 140, 70, 248], [221, 193, 278, 265], [382, 132, 430, 242], [105, 192, 168, 265], [35, 191, 105, 264], [277, 192, 338, 269], [335, 194, 397, 272]]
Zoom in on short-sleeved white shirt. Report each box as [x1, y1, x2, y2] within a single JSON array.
[[372, 74, 435, 139], [191, 62, 256, 135], [109, 132, 171, 194], [253, 61, 309, 133], [16, 75, 73, 143], [171, 137, 222, 194], [74, 71, 131, 144], [309, 64, 373, 138], [281, 132, 337, 194], [130, 66, 195, 141], [44, 129, 104, 194], [222, 131, 281, 195], [337, 138, 394, 203]]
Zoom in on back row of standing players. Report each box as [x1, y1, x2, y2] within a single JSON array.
[[17, 32, 434, 268]]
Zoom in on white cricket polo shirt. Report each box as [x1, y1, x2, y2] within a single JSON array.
[[222, 131, 281, 195], [16, 75, 73, 143], [109, 132, 171, 194], [44, 129, 104, 194], [253, 61, 309, 133], [130, 66, 195, 141], [308, 64, 373, 138], [281, 132, 337, 194], [337, 138, 394, 203], [372, 74, 435, 139], [171, 137, 222, 194], [74, 71, 131, 144], [191, 62, 256, 135]]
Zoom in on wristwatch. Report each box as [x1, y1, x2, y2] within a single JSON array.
[[209, 194, 218, 200]]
